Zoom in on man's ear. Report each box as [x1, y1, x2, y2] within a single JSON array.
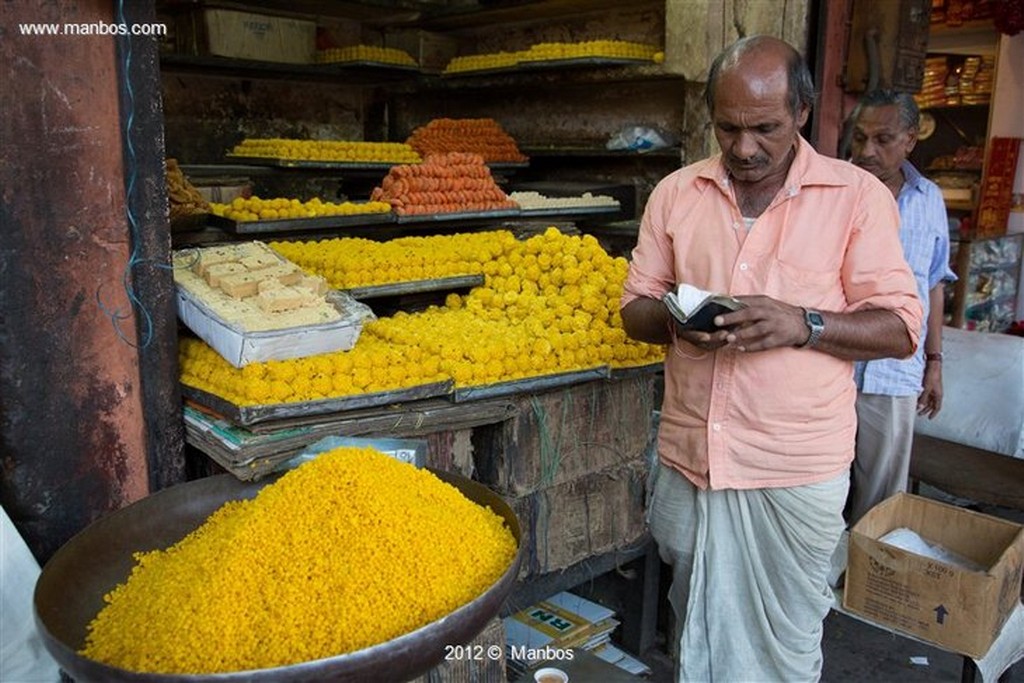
[[905, 127, 919, 155], [797, 104, 810, 129]]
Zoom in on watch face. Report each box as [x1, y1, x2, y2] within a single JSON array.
[[808, 311, 824, 326]]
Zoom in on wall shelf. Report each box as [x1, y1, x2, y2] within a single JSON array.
[[160, 53, 421, 83], [928, 19, 999, 56], [407, 0, 662, 32]]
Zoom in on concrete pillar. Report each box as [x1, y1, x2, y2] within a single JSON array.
[[0, 0, 183, 562]]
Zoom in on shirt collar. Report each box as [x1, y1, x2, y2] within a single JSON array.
[[900, 160, 927, 194], [695, 136, 850, 196]]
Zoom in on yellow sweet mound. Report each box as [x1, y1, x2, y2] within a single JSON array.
[[79, 447, 518, 674]]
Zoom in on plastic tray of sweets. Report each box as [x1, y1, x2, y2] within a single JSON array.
[[181, 380, 454, 427]]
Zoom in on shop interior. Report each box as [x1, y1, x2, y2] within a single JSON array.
[[2, 0, 1023, 681]]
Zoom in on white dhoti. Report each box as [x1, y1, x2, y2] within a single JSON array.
[[648, 463, 849, 683]]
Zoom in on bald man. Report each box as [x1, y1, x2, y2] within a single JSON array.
[[621, 36, 922, 681]]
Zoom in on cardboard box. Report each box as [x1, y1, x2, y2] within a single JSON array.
[[383, 29, 459, 73], [844, 493, 1024, 658], [178, 9, 316, 64]]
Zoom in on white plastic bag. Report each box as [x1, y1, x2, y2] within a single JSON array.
[[606, 125, 678, 153]]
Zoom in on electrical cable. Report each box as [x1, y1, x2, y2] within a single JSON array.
[[97, 0, 155, 350]]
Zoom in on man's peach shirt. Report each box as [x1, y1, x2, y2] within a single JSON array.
[[622, 138, 923, 490]]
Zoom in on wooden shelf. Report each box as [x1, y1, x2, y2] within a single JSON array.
[[921, 102, 991, 111], [159, 52, 422, 83], [928, 19, 999, 55], [522, 146, 680, 159], [408, 0, 662, 31], [400, 62, 682, 92], [945, 199, 976, 212]]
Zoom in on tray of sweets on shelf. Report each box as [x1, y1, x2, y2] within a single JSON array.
[[608, 361, 664, 380], [208, 212, 394, 235], [224, 156, 411, 170], [517, 56, 653, 71], [344, 275, 484, 300], [450, 366, 610, 403], [181, 380, 454, 427], [517, 205, 619, 217], [393, 209, 520, 224]]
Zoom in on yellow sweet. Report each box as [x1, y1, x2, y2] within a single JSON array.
[[179, 228, 665, 403], [230, 138, 421, 164], [316, 45, 417, 67], [79, 447, 517, 674], [210, 196, 391, 223]]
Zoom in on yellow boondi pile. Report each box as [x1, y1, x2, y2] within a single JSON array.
[[79, 447, 518, 674]]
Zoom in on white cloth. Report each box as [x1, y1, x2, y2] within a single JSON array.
[[1, 506, 60, 683], [913, 327, 1024, 458], [648, 463, 849, 682], [849, 393, 917, 523]]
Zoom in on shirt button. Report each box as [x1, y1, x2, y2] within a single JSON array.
[[739, 263, 749, 271], [712, 423, 722, 432], [732, 221, 740, 229]]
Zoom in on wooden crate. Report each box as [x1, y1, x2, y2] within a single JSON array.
[[410, 617, 507, 683], [509, 457, 650, 578], [473, 374, 657, 496]]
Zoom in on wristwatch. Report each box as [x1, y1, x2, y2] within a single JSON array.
[[800, 308, 825, 348]]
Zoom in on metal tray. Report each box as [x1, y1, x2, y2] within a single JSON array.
[[394, 209, 520, 224], [224, 156, 409, 170], [442, 56, 650, 77], [314, 60, 420, 73], [451, 366, 610, 402], [35, 469, 523, 683], [208, 212, 394, 235], [517, 205, 619, 217], [517, 56, 653, 71], [345, 275, 484, 300], [608, 361, 664, 379], [181, 381, 454, 427]]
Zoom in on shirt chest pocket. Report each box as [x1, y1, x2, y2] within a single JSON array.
[[768, 259, 842, 307]]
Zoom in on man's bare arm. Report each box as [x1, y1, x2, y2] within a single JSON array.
[[717, 296, 915, 360]]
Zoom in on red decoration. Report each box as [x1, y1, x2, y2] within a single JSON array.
[[994, 0, 1024, 35]]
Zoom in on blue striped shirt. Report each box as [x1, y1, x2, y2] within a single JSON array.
[[854, 161, 957, 396]]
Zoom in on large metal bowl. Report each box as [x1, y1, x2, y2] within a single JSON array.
[[34, 469, 522, 683]]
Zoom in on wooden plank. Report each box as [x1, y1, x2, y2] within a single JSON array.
[[508, 458, 650, 578], [473, 375, 657, 496], [664, 0, 810, 81], [909, 433, 1024, 510]]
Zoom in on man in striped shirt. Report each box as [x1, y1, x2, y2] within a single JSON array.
[[847, 89, 958, 523]]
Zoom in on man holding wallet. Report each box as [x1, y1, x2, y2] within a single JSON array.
[[620, 36, 922, 682]]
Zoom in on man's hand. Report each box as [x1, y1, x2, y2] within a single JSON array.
[[713, 295, 809, 351], [674, 325, 732, 352], [918, 363, 943, 418]]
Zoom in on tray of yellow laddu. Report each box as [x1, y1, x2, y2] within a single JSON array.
[[181, 379, 455, 427], [173, 242, 374, 368], [35, 445, 523, 683], [451, 365, 610, 403]]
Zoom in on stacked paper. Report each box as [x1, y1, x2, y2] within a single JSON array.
[[504, 591, 650, 678]]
